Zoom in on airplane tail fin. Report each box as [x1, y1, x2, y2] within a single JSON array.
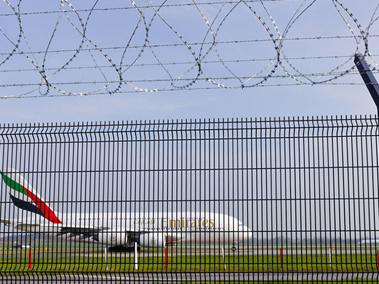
[[0, 168, 62, 224]]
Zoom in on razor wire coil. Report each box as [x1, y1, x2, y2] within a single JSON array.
[[0, 0, 378, 98]]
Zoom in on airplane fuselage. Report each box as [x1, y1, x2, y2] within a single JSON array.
[[1, 169, 252, 249], [14, 212, 251, 248]]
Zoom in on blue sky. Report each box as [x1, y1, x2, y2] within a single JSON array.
[[0, 0, 378, 123]]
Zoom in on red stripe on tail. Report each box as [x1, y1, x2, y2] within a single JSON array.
[[23, 185, 62, 224]]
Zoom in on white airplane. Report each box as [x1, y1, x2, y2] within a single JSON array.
[[359, 239, 379, 245], [0, 168, 252, 251]]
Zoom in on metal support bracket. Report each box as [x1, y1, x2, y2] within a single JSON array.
[[354, 53, 379, 115]]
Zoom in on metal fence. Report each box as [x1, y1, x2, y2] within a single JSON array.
[[0, 116, 378, 283]]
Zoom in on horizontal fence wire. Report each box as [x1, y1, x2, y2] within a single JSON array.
[[0, 116, 378, 283]]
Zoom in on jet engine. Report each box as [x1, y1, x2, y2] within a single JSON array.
[[139, 233, 166, 248], [97, 232, 128, 246]]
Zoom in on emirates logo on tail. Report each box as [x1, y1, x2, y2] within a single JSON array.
[[0, 169, 62, 224]]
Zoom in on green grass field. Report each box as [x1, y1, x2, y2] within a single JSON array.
[[0, 245, 378, 274]]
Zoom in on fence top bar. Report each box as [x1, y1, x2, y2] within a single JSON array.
[[0, 115, 377, 133]]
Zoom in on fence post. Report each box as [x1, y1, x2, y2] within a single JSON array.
[[134, 242, 138, 270], [104, 248, 108, 270], [29, 247, 32, 270], [221, 248, 226, 270], [165, 247, 168, 269]]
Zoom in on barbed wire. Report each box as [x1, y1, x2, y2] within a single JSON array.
[[0, 1, 294, 17], [0, 0, 378, 98], [3, 54, 377, 74]]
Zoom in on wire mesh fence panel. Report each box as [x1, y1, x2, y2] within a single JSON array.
[[0, 117, 378, 283]]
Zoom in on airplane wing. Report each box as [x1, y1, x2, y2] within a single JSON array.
[[56, 226, 150, 243], [57, 226, 106, 240], [0, 219, 12, 226], [57, 226, 186, 247], [0, 220, 102, 241], [1, 218, 186, 247]]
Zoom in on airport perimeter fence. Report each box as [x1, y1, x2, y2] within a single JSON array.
[[0, 116, 378, 283]]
